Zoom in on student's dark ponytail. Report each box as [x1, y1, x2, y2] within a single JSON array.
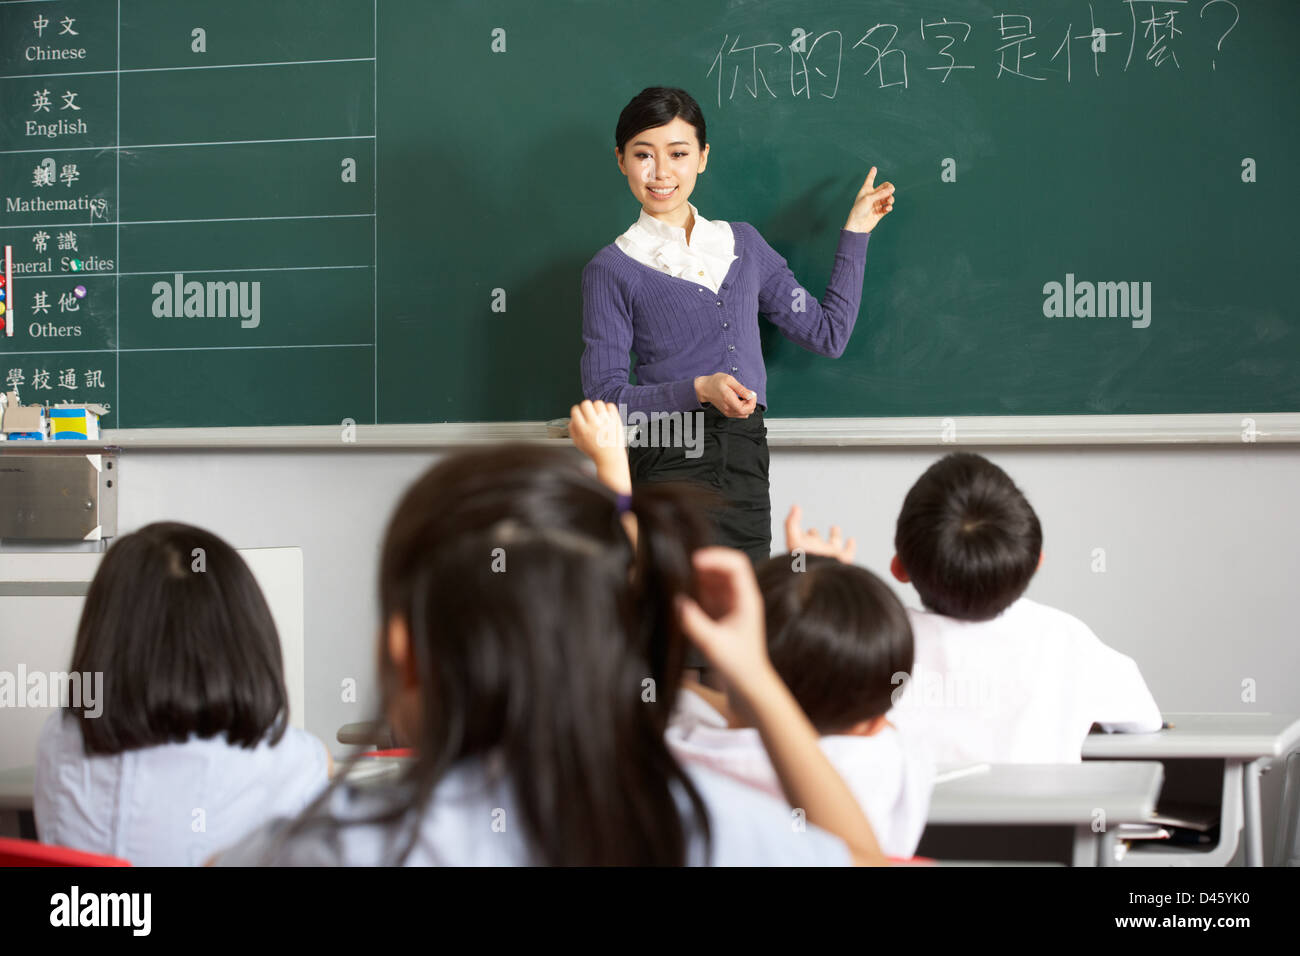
[[271, 446, 716, 866], [589, 478, 719, 861], [624, 481, 714, 699]]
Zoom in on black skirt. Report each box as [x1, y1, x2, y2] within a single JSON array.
[[627, 405, 772, 566]]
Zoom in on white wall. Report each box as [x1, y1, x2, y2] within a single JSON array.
[[81, 443, 1300, 860], [773, 446, 1300, 715]]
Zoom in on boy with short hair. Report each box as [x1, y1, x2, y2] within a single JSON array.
[[668, 554, 933, 858], [887, 452, 1162, 764]]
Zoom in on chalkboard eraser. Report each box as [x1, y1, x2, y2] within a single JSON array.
[[545, 418, 570, 439]]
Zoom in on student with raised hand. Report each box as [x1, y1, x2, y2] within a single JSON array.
[[664, 505, 931, 857], [670, 552, 932, 858], [568, 398, 635, 527], [884, 453, 1163, 764], [215, 443, 886, 866], [573, 404, 922, 854], [34, 523, 330, 866], [676, 546, 886, 865]]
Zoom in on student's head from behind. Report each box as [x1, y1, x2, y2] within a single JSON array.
[[892, 452, 1043, 622], [375, 444, 717, 865], [756, 556, 913, 736], [69, 522, 288, 755], [614, 86, 709, 218]]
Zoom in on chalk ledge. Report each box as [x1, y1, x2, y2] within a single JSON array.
[[1, 413, 1297, 450]]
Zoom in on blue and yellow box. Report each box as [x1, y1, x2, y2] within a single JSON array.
[[49, 404, 107, 440]]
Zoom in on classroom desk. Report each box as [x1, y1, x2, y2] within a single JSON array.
[[1082, 712, 1300, 867], [921, 762, 1164, 867]]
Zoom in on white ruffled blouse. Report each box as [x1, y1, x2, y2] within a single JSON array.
[[614, 201, 738, 294]]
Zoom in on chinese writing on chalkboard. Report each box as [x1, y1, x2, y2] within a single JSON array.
[[709, 2, 1242, 105]]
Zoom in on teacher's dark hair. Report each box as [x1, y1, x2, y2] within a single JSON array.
[[615, 86, 707, 154], [895, 453, 1043, 622], [271, 444, 717, 866], [68, 522, 289, 755]]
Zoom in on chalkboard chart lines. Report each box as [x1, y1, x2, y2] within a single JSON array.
[[1, 0, 378, 428]]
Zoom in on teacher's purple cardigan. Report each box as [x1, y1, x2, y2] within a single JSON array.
[[580, 223, 870, 416]]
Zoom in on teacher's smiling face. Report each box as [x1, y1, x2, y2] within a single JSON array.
[[615, 116, 709, 223]]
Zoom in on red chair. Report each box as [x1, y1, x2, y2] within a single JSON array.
[[0, 836, 131, 867]]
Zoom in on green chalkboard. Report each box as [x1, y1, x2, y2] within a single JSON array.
[[1, 0, 1296, 427]]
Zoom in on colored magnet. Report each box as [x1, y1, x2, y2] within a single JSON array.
[[74, 285, 86, 298], [69, 259, 83, 271]]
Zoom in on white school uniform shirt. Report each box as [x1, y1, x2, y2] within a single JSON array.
[[213, 751, 850, 867], [615, 201, 738, 293], [35, 711, 329, 866], [666, 688, 934, 858], [888, 597, 1163, 765]]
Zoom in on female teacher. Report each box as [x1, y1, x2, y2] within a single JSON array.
[[580, 86, 894, 564]]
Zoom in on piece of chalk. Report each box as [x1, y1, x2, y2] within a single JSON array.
[[74, 285, 86, 298]]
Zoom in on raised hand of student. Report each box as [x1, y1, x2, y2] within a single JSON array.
[[843, 166, 895, 234], [675, 547, 887, 866], [784, 504, 857, 564], [675, 547, 771, 698], [569, 399, 632, 495]]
